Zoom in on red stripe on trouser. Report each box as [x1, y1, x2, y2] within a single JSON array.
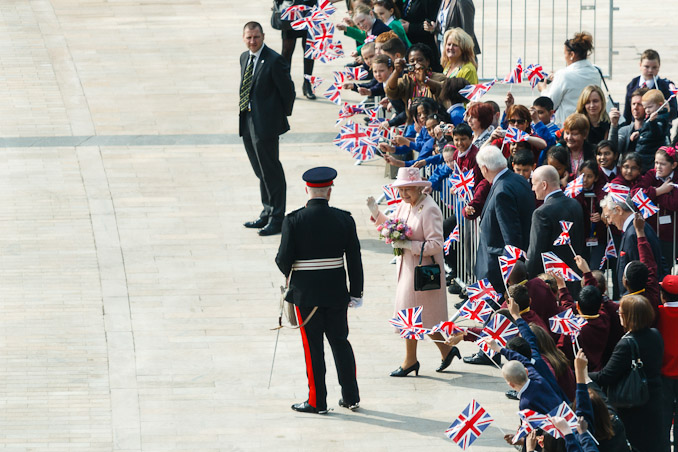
[[295, 305, 317, 408]]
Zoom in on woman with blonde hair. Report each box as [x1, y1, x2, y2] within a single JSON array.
[[576, 85, 611, 145], [439, 28, 477, 83]]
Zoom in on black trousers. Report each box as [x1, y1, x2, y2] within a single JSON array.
[[295, 305, 359, 410], [241, 112, 286, 225]]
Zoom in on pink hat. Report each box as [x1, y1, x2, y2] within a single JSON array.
[[391, 167, 432, 188]]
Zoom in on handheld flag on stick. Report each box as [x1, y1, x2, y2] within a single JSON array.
[[541, 252, 581, 281], [444, 400, 494, 450], [564, 175, 584, 198], [632, 190, 659, 219], [459, 80, 496, 102]]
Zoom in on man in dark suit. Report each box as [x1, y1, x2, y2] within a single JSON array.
[[430, 0, 480, 56], [474, 145, 534, 296], [276, 167, 364, 414], [526, 165, 585, 287], [396, 0, 442, 69], [501, 360, 563, 414], [240, 22, 295, 236], [600, 194, 663, 295]]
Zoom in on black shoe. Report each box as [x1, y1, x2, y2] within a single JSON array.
[[463, 352, 501, 366], [302, 80, 316, 100], [258, 224, 282, 236], [338, 398, 360, 411], [436, 346, 461, 372], [244, 218, 268, 229], [454, 300, 465, 309], [291, 401, 328, 414], [505, 390, 519, 400], [390, 361, 420, 377], [448, 281, 462, 294]]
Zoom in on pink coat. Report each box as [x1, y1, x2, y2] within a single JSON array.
[[374, 195, 448, 327]]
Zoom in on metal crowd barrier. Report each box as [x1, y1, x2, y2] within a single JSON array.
[[424, 164, 480, 289], [476, 0, 617, 80]]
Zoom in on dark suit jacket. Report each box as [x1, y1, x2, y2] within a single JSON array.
[[370, 18, 392, 37], [475, 170, 534, 291], [275, 199, 364, 308], [518, 371, 564, 414], [617, 220, 663, 295], [526, 191, 584, 278], [397, 0, 441, 57], [238, 45, 295, 140], [437, 0, 480, 54], [623, 75, 678, 125]]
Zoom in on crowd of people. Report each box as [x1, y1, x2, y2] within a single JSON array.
[[251, 1, 678, 451]]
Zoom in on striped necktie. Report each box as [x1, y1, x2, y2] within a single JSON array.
[[239, 54, 255, 112]]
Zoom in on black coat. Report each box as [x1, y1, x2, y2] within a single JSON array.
[[526, 191, 585, 278], [238, 45, 295, 140], [396, 0, 441, 56], [275, 199, 364, 308], [623, 75, 678, 125], [590, 329, 664, 452], [617, 220, 663, 295]]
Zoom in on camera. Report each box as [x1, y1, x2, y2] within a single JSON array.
[[403, 64, 415, 73]]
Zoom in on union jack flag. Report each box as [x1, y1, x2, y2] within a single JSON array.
[[444, 226, 460, 255], [553, 221, 573, 246], [457, 299, 494, 323], [632, 190, 659, 219], [502, 127, 530, 147], [504, 245, 526, 261], [450, 168, 475, 202], [541, 252, 581, 281], [290, 11, 328, 31], [669, 83, 678, 99], [602, 183, 630, 203], [281, 4, 311, 21], [498, 255, 514, 284], [503, 57, 523, 84], [564, 174, 584, 198], [512, 419, 533, 444], [518, 408, 565, 437], [303, 74, 324, 92], [307, 22, 335, 51], [316, 0, 337, 15], [476, 314, 519, 357], [599, 237, 618, 269], [333, 71, 347, 85], [338, 102, 367, 119], [351, 145, 375, 161], [467, 279, 501, 303], [549, 308, 587, 336], [444, 400, 494, 450], [524, 63, 548, 88], [548, 402, 578, 438], [432, 320, 464, 336], [333, 123, 373, 150], [324, 41, 344, 59], [323, 83, 342, 104], [363, 34, 377, 44], [459, 80, 496, 102], [382, 184, 402, 206], [345, 66, 369, 81], [366, 121, 392, 141], [304, 40, 327, 61], [389, 306, 430, 340]]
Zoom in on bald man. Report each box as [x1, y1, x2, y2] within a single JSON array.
[[526, 166, 585, 285]]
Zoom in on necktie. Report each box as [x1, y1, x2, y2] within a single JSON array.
[[239, 54, 255, 112]]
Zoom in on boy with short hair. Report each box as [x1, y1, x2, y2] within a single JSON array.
[[530, 96, 559, 147], [623, 49, 677, 124], [511, 148, 536, 180], [634, 89, 671, 172]]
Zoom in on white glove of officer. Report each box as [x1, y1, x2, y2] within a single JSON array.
[[391, 240, 412, 250], [348, 297, 363, 308], [366, 196, 380, 218]]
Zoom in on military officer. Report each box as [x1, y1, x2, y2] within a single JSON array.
[[275, 167, 364, 414]]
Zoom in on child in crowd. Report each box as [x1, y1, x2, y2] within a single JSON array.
[[530, 96, 559, 148], [343, 42, 376, 92], [576, 85, 611, 146], [575, 160, 606, 268], [545, 145, 572, 188], [439, 77, 469, 125], [381, 101, 439, 166], [373, 30, 398, 56], [511, 147, 536, 181], [634, 89, 672, 172], [371, 0, 411, 47], [346, 52, 392, 97], [609, 152, 642, 190], [623, 49, 678, 125], [635, 146, 678, 273], [594, 140, 619, 184], [338, 5, 391, 50], [609, 87, 647, 156]]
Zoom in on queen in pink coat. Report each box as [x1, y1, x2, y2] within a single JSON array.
[[367, 167, 460, 377]]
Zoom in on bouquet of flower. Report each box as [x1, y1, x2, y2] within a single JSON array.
[[377, 218, 413, 256]]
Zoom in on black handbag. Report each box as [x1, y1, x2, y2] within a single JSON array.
[[271, 0, 294, 31], [606, 334, 649, 409], [414, 242, 441, 291]]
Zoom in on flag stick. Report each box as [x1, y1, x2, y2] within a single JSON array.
[[588, 430, 600, 445], [568, 243, 577, 259], [478, 347, 503, 371], [571, 338, 577, 357], [656, 94, 676, 113]]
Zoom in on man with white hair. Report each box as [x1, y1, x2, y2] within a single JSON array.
[[473, 146, 534, 293], [501, 360, 562, 413], [600, 194, 663, 295], [526, 165, 584, 286]]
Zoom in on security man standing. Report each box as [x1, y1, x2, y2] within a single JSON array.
[[275, 167, 364, 414]]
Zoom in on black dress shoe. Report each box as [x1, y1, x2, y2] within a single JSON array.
[[448, 281, 462, 294], [390, 361, 420, 377], [338, 398, 360, 411], [243, 218, 268, 229], [436, 346, 461, 372], [291, 401, 328, 414], [302, 80, 316, 100], [258, 224, 282, 236], [454, 300, 465, 309], [505, 390, 519, 400], [463, 352, 501, 366]]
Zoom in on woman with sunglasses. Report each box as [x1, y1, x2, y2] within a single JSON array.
[[483, 104, 547, 161], [537, 31, 603, 126]]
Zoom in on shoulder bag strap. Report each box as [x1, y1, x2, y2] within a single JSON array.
[[417, 242, 435, 265]]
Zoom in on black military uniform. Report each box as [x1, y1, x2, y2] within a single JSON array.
[[275, 167, 363, 414]]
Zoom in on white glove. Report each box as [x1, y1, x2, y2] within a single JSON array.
[[366, 196, 379, 218], [348, 297, 363, 308], [391, 240, 411, 250]]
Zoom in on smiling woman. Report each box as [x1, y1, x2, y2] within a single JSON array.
[[576, 85, 611, 146]]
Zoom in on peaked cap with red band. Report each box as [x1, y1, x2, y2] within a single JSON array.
[[303, 166, 337, 187]]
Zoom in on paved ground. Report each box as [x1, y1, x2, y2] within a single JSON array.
[[0, 1, 676, 451]]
